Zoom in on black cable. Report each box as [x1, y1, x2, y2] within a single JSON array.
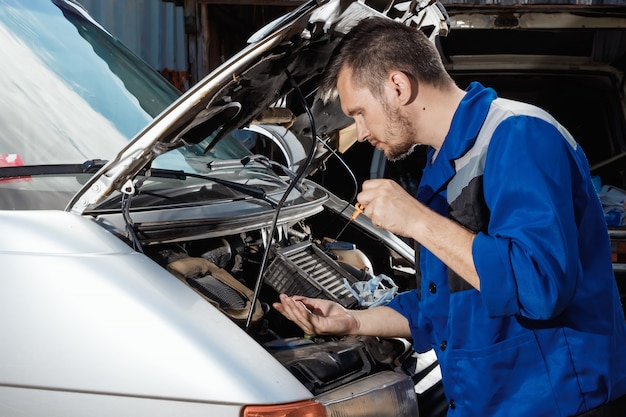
[[244, 69, 319, 331], [317, 136, 359, 204], [314, 136, 361, 241]]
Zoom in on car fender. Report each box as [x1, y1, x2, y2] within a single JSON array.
[[0, 210, 312, 404]]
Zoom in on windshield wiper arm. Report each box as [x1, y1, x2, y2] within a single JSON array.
[[145, 167, 275, 207], [0, 159, 107, 178]]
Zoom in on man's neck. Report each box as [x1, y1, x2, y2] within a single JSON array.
[[413, 84, 466, 152]]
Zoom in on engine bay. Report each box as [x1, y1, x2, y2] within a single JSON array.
[[138, 208, 423, 395]]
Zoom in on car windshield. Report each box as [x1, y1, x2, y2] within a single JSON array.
[[0, 0, 262, 210]]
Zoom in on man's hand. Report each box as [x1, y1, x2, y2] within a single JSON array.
[[273, 293, 412, 338], [272, 294, 359, 336], [357, 178, 424, 237], [358, 178, 481, 290]]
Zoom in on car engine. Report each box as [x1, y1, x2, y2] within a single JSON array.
[[137, 209, 424, 396]]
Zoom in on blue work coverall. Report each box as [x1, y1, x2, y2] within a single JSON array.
[[387, 82, 626, 416]]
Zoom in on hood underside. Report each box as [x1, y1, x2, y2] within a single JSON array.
[[67, 0, 450, 214]]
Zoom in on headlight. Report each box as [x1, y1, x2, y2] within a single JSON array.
[[315, 371, 418, 417]]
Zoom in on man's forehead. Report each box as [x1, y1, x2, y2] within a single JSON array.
[[337, 70, 379, 116], [337, 68, 357, 100], [337, 66, 362, 94], [319, 65, 352, 105], [337, 65, 352, 83]]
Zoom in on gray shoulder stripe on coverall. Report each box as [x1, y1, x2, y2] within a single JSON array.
[[448, 98, 577, 204]]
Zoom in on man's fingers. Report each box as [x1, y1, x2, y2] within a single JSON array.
[[290, 301, 315, 332], [274, 295, 316, 334]]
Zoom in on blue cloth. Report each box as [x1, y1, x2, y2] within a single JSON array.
[[387, 82, 626, 416]]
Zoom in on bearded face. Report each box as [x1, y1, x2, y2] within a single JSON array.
[[381, 99, 419, 161]]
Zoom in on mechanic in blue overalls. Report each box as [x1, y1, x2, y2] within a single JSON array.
[[274, 16, 626, 417]]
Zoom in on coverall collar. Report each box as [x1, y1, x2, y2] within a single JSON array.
[[416, 82, 497, 205]]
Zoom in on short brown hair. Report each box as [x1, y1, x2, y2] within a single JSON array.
[[319, 17, 453, 103]]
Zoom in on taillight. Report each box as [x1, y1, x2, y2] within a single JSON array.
[[242, 400, 327, 417]]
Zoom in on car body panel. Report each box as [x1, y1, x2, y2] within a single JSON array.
[[0, 210, 312, 404], [0, 386, 243, 417]]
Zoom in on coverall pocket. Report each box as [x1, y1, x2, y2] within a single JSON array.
[[445, 332, 560, 417]]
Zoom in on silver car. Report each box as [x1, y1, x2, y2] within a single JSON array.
[[0, 0, 448, 416]]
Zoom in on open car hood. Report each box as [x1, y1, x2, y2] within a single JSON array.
[[68, 0, 449, 214]]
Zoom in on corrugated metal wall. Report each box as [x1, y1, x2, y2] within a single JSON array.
[[76, 0, 187, 75]]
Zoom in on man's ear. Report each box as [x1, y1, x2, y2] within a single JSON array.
[[388, 71, 415, 105]]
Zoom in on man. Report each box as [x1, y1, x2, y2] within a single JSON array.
[[273, 16, 626, 417]]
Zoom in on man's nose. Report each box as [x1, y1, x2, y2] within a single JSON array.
[[355, 122, 370, 142]]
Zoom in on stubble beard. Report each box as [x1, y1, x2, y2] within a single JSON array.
[[382, 105, 419, 162]]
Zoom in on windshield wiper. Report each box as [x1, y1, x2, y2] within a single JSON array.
[[0, 159, 107, 178], [144, 167, 276, 207]]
